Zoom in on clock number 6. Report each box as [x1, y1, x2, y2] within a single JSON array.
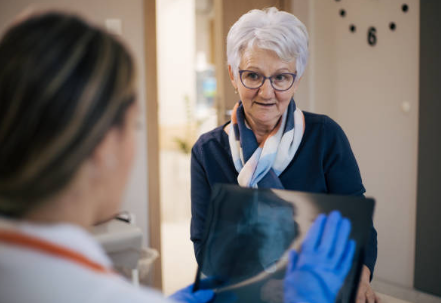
[[368, 27, 377, 46]]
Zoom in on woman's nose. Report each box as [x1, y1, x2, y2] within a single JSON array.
[[258, 78, 275, 99]]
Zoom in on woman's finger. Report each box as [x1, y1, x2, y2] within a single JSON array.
[[330, 218, 352, 265], [301, 214, 326, 252], [318, 211, 342, 254]]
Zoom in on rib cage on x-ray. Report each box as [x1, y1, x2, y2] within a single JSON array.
[[202, 189, 298, 284]]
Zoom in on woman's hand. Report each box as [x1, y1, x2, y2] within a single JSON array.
[[356, 266, 381, 303]]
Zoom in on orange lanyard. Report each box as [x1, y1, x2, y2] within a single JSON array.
[[0, 229, 114, 274]]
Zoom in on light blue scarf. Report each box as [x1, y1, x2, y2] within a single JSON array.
[[228, 99, 305, 189]]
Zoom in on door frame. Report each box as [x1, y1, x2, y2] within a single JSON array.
[[144, 0, 162, 290]]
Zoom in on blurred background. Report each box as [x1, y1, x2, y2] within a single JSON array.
[[0, 0, 439, 302]]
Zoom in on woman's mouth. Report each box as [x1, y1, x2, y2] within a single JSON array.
[[254, 101, 275, 107]]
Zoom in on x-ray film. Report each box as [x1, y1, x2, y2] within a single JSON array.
[[194, 184, 375, 303]]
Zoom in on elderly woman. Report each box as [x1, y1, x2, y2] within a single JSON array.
[[0, 11, 355, 303], [190, 7, 378, 303]]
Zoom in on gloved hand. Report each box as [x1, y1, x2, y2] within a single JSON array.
[[169, 284, 214, 303], [284, 211, 356, 303]]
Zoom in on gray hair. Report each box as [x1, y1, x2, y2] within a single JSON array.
[[227, 7, 309, 80]]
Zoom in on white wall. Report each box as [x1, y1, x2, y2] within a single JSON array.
[[294, 0, 420, 289], [195, 0, 212, 61], [156, 0, 195, 223], [156, 0, 196, 127], [0, 0, 150, 245]]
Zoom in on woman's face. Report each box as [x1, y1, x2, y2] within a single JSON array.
[[229, 47, 299, 130], [95, 103, 139, 222]]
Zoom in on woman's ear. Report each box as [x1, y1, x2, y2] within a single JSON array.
[[90, 128, 120, 176], [228, 65, 238, 90]]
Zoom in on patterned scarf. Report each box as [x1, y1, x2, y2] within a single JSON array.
[[228, 99, 305, 189]]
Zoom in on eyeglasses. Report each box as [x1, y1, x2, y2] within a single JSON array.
[[239, 70, 297, 91]]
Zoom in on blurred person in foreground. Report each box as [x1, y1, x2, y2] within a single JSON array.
[[0, 11, 354, 303], [190, 7, 378, 303]]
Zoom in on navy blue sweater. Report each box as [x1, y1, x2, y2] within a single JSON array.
[[190, 111, 377, 275]]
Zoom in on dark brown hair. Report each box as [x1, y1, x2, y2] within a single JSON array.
[[0, 12, 136, 217]]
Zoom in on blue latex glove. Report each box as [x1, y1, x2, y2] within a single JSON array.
[[169, 284, 214, 303], [284, 211, 356, 303]]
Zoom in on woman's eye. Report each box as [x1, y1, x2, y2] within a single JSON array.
[[247, 72, 260, 80], [274, 74, 287, 81]]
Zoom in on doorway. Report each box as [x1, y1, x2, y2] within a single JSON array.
[[151, 0, 291, 294], [156, 0, 217, 294]]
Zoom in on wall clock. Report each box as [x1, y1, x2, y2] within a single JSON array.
[[335, 1, 410, 46]]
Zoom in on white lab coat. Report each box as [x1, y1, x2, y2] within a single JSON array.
[[0, 217, 172, 303]]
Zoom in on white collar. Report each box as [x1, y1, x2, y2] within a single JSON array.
[[0, 217, 113, 268]]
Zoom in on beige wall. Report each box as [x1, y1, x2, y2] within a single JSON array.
[[293, 0, 420, 290], [0, 0, 150, 245]]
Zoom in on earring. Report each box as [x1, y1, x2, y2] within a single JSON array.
[[234, 88, 238, 94]]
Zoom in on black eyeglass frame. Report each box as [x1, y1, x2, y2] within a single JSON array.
[[238, 70, 297, 91]]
